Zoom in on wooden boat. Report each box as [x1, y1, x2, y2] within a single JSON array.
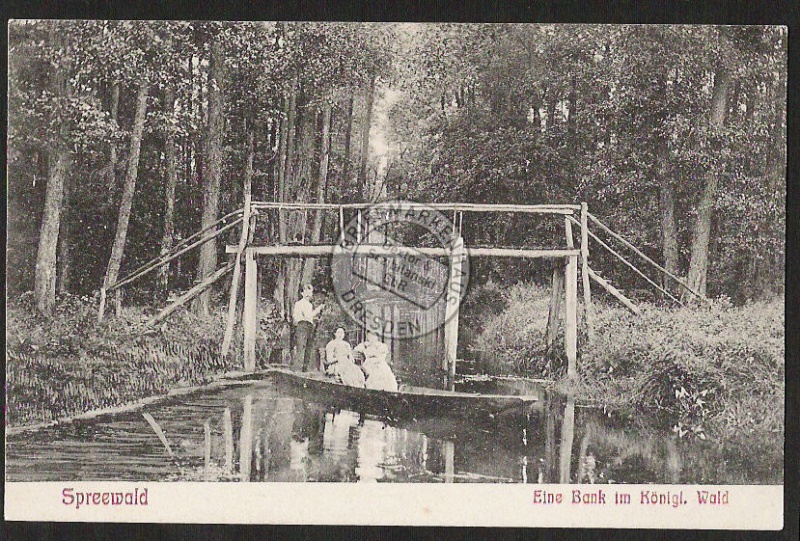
[[266, 367, 541, 421]]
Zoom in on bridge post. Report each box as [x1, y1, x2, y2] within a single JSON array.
[[580, 202, 593, 342], [444, 236, 465, 389], [221, 193, 251, 358], [564, 218, 578, 378], [243, 247, 258, 372]]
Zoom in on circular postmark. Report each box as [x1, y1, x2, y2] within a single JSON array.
[[331, 201, 469, 340]]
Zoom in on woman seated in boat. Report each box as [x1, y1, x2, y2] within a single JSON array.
[[353, 332, 398, 392], [324, 328, 366, 388]]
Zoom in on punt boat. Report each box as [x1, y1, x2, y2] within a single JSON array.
[[263, 367, 541, 421]]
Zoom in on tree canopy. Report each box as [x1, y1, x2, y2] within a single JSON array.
[[8, 22, 785, 317]]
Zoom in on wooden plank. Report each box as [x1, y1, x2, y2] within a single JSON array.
[[587, 266, 641, 315], [587, 212, 709, 302], [564, 216, 578, 377], [565, 254, 578, 378], [110, 208, 243, 292], [108, 216, 242, 292], [142, 412, 175, 458], [444, 440, 455, 483], [221, 192, 252, 357], [145, 261, 234, 327], [444, 236, 465, 388], [545, 263, 564, 349], [569, 215, 683, 305], [580, 203, 593, 342], [243, 248, 258, 372], [226, 244, 580, 258], [251, 201, 580, 213]]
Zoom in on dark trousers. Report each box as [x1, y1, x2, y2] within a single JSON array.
[[294, 321, 316, 371]]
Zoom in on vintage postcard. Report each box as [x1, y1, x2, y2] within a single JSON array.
[[5, 21, 786, 529]]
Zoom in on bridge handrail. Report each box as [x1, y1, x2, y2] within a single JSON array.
[[250, 201, 580, 214]]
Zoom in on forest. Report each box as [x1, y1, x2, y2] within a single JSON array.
[[6, 23, 786, 448], [8, 22, 785, 313]]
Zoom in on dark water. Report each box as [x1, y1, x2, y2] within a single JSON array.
[[5, 379, 781, 483]]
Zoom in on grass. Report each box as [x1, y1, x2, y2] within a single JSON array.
[[467, 283, 785, 445], [467, 282, 564, 377], [5, 292, 279, 427]]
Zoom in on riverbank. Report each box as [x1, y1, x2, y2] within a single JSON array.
[[468, 284, 785, 443], [5, 293, 278, 428]]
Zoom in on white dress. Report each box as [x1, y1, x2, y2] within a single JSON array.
[[325, 338, 365, 388], [355, 341, 398, 392]]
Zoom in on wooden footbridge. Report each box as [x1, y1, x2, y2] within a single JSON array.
[[99, 195, 706, 382]]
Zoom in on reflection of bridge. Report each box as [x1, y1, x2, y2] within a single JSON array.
[[100, 194, 707, 383]]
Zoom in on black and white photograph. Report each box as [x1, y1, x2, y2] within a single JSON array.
[[5, 21, 787, 527]]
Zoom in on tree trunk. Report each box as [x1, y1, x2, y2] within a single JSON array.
[[301, 100, 333, 286], [567, 74, 577, 137], [285, 102, 316, 305], [358, 75, 376, 200], [277, 77, 298, 244], [35, 145, 70, 316], [193, 38, 224, 316], [273, 80, 299, 319], [545, 263, 564, 350], [656, 141, 679, 288], [57, 173, 71, 294], [547, 96, 557, 132], [35, 27, 71, 316], [101, 79, 149, 313], [342, 92, 355, 190], [684, 65, 732, 300], [659, 180, 679, 284], [106, 81, 120, 196], [159, 87, 179, 298]]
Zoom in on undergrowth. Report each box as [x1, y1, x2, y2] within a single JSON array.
[[468, 282, 784, 444], [6, 293, 278, 427]]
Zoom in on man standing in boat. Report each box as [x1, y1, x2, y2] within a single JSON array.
[[293, 284, 325, 371]]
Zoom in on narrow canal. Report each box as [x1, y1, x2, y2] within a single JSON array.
[[5, 378, 780, 484]]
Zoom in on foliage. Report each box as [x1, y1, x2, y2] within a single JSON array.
[[384, 24, 785, 302], [580, 297, 784, 439], [468, 282, 565, 377], [5, 294, 278, 427], [470, 280, 783, 442]]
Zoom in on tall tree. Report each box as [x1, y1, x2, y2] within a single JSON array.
[[99, 78, 149, 318], [358, 74, 376, 199], [34, 24, 72, 316], [301, 99, 334, 285], [56, 175, 71, 294], [194, 31, 225, 315], [158, 86, 180, 297], [685, 34, 733, 299], [341, 92, 355, 188]]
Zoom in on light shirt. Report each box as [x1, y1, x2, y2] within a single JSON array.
[[325, 338, 352, 365], [293, 297, 316, 324]]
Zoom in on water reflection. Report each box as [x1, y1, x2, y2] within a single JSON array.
[[4, 380, 782, 484]]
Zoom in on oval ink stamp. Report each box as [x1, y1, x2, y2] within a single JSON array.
[[331, 201, 469, 340]]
